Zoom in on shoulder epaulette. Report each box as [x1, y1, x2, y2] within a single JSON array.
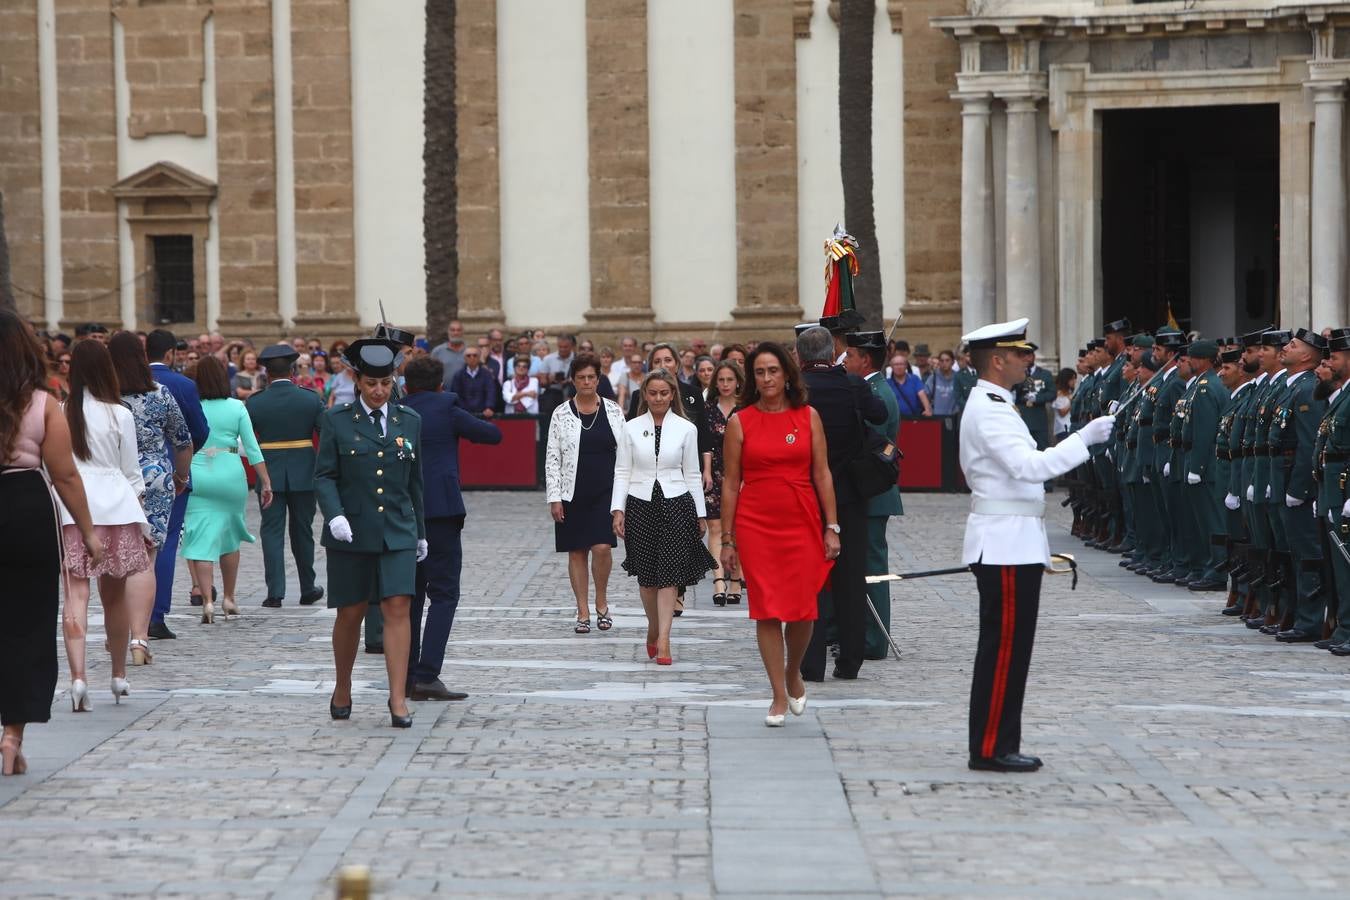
[[987, 393, 1006, 403]]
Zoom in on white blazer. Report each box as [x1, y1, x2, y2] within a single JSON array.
[[544, 397, 626, 502], [611, 411, 707, 516], [58, 396, 150, 532]]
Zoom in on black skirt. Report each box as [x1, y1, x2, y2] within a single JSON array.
[[0, 468, 61, 726], [555, 403, 618, 552], [621, 483, 716, 588]]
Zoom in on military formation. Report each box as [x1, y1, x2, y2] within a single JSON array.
[[1066, 320, 1350, 655]]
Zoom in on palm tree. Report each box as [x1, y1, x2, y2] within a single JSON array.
[[0, 192, 14, 312], [423, 0, 457, 338], [837, 0, 881, 326]]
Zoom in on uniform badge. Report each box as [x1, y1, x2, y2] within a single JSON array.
[[987, 393, 1006, 403], [1300, 404, 1310, 412], [396, 436, 404, 448]]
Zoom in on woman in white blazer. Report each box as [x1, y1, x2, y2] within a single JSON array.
[[611, 369, 716, 664], [544, 354, 626, 633], [58, 341, 151, 711]]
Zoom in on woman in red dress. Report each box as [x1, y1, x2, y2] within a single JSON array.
[[719, 343, 840, 727]]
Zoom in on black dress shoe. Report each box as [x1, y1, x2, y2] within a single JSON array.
[[148, 621, 176, 640], [261, 597, 283, 609], [1118, 559, 1133, 568], [388, 701, 413, 728], [1258, 623, 1282, 635], [1152, 572, 1176, 584], [1329, 641, 1350, 656], [410, 679, 468, 701], [830, 667, 859, 680], [1245, 617, 1267, 630], [299, 587, 325, 606], [330, 696, 351, 720], [365, 643, 384, 654], [1314, 638, 1337, 650], [969, 753, 1043, 773], [1221, 604, 1244, 616], [1187, 579, 1227, 592], [1275, 628, 1320, 643]]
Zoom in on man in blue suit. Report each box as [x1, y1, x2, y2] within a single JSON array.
[[146, 329, 210, 640], [401, 355, 502, 700]]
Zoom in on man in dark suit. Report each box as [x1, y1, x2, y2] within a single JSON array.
[[401, 355, 503, 700], [247, 344, 327, 608], [796, 325, 887, 681], [145, 329, 210, 640], [449, 345, 499, 417]]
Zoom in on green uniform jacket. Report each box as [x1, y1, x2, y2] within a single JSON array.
[[1316, 388, 1350, 517], [1114, 381, 1143, 482], [1017, 365, 1055, 438], [1182, 372, 1229, 483], [1097, 354, 1128, 413], [954, 367, 978, 413], [1167, 377, 1199, 483], [1239, 373, 1276, 494], [245, 380, 326, 492], [1252, 372, 1290, 501], [1271, 372, 1325, 504], [864, 370, 903, 517], [1153, 367, 1186, 473], [1221, 380, 1257, 499], [1127, 368, 1166, 482], [314, 401, 426, 554]]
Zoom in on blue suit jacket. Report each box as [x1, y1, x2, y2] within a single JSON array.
[[400, 389, 503, 519], [150, 362, 209, 452]]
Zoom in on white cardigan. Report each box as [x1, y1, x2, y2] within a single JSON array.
[[611, 411, 707, 517], [544, 397, 626, 502], [58, 396, 149, 531]]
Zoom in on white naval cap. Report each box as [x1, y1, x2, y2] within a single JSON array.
[[961, 317, 1036, 351]]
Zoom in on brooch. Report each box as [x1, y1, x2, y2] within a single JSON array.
[[785, 433, 797, 444], [643, 430, 650, 438]]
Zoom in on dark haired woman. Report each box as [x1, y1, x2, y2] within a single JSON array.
[[719, 343, 839, 727], [107, 331, 192, 665], [544, 353, 625, 633], [0, 309, 101, 775], [48, 347, 71, 402], [721, 343, 749, 375], [706, 360, 743, 606], [59, 341, 151, 711], [182, 356, 272, 624]]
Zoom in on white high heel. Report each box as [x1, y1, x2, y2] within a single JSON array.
[[765, 713, 786, 727], [788, 694, 806, 716], [70, 679, 91, 712], [111, 677, 130, 704]]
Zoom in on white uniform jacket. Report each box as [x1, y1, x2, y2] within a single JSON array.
[[611, 411, 707, 517], [959, 379, 1090, 565]]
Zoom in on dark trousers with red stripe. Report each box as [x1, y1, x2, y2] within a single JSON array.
[[969, 562, 1043, 759]]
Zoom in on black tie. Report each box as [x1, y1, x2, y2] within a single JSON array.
[[369, 408, 382, 436]]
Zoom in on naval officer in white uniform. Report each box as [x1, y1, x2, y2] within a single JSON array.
[[960, 318, 1116, 772]]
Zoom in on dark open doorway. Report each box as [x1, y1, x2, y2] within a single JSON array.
[[1101, 104, 1279, 337]]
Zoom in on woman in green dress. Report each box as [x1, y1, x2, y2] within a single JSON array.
[[181, 356, 273, 623]]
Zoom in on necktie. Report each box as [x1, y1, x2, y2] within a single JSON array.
[[370, 408, 383, 436]]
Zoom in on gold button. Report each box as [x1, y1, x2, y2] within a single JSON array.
[[377, 487, 384, 495], [377, 505, 384, 512], [376, 469, 383, 476], [377, 451, 384, 458]]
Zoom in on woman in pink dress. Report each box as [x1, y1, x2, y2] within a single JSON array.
[[719, 342, 840, 727]]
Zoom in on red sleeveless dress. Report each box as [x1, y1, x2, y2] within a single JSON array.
[[734, 405, 833, 621]]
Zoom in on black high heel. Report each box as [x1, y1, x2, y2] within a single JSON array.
[[712, 577, 727, 607], [388, 700, 413, 729], [330, 694, 351, 720], [726, 579, 744, 605]]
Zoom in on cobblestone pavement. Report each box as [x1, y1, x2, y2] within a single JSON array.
[[2, 491, 1349, 898]]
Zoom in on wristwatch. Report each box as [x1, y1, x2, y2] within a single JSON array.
[[825, 523, 841, 534]]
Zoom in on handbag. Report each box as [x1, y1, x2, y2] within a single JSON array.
[[848, 387, 901, 498]]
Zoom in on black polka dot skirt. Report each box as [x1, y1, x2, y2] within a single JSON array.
[[621, 483, 717, 588]]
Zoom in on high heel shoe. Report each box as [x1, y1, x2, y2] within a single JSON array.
[[201, 600, 215, 624], [646, 642, 658, 659], [330, 694, 352, 720], [788, 693, 807, 716], [111, 677, 130, 704], [70, 679, 91, 712], [222, 596, 240, 618], [656, 656, 673, 666], [1, 736, 27, 775], [388, 700, 413, 729], [129, 639, 152, 666], [712, 577, 728, 607], [764, 713, 786, 728], [726, 579, 744, 605]]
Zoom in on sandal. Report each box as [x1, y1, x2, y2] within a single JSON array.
[[726, 579, 744, 605], [574, 618, 591, 634], [712, 577, 728, 607], [596, 607, 613, 631], [188, 585, 216, 608], [129, 639, 152, 666]]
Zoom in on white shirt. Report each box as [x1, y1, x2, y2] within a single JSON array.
[[359, 397, 388, 436], [1284, 369, 1309, 390], [959, 379, 1091, 565], [1331, 385, 1344, 405]]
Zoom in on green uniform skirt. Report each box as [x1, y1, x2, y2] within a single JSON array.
[[326, 547, 416, 607]]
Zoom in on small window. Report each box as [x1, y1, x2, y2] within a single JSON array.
[[152, 235, 195, 324]]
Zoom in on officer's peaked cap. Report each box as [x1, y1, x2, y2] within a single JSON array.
[[818, 309, 866, 335], [961, 317, 1034, 351], [258, 343, 298, 364], [846, 330, 887, 351]]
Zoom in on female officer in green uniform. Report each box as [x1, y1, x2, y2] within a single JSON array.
[[315, 338, 426, 728]]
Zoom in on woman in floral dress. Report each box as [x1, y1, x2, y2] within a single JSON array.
[[107, 333, 193, 666], [705, 361, 743, 606]]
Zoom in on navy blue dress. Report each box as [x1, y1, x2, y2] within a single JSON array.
[[555, 401, 618, 552]]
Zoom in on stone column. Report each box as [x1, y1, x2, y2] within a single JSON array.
[[1309, 80, 1347, 330], [957, 93, 994, 335], [455, 0, 503, 335], [1001, 94, 1042, 342], [0, 2, 46, 325]]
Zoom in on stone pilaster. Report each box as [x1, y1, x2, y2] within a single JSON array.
[[0, 2, 45, 324], [1001, 93, 1042, 346], [730, 0, 800, 331], [956, 92, 994, 336], [56, 0, 120, 331], [212, 0, 281, 338], [582, 0, 653, 333], [456, 0, 502, 334], [289, 0, 360, 336], [1308, 79, 1346, 330]]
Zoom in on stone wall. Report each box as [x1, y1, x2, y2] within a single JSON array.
[[0, 2, 45, 323], [114, 1, 210, 138], [456, 0, 503, 330]]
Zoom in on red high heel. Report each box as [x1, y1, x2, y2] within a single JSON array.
[[656, 657, 672, 665], [646, 642, 657, 659]]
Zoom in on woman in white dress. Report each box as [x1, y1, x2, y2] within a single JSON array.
[[59, 341, 151, 711]]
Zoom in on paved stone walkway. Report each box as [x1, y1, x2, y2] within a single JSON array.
[[1, 491, 1348, 898]]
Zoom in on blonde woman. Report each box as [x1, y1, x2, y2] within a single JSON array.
[[611, 369, 716, 664]]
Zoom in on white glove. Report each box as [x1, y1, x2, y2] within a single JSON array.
[[1142, 475, 1151, 485], [1105, 449, 1113, 461], [1186, 472, 1201, 485], [1285, 493, 1303, 508], [1342, 498, 1350, 518], [1163, 462, 1171, 478], [1224, 493, 1240, 510], [416, 539, 428, 562], [1265, 485, 1272, 499], [328, 515, 353, 543], [1078, 415, 1116, 447], [1245, 485, 1254, 502], [1313, 501, 1318, 517]]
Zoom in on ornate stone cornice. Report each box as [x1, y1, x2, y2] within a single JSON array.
[[933, 6, 1350, 42]]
